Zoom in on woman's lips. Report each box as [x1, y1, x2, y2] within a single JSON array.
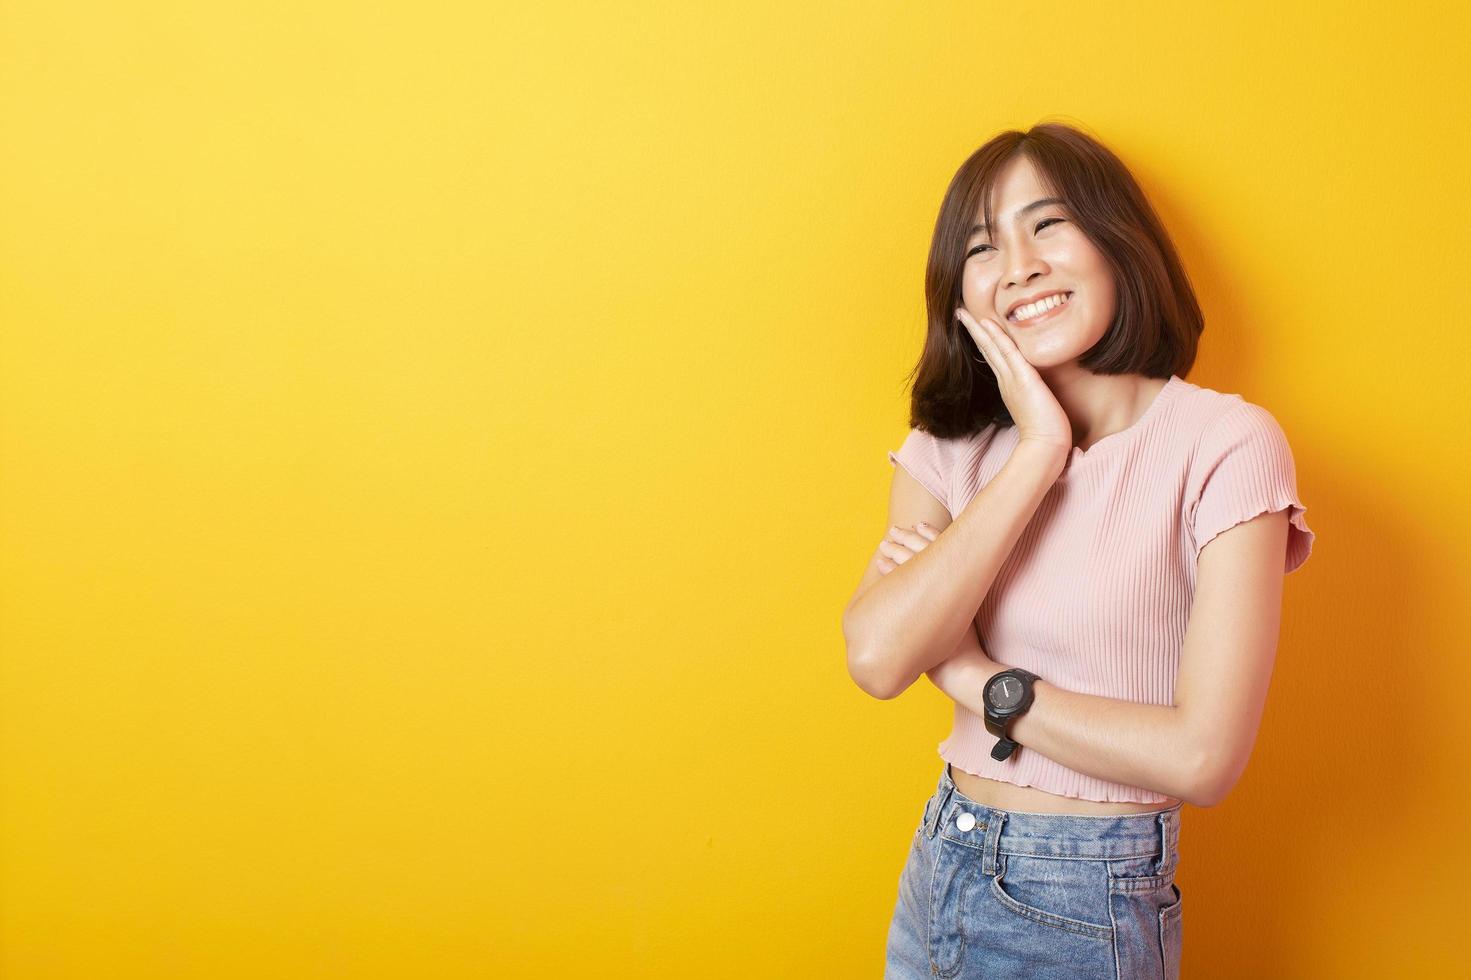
[[1007, 291, 1073, 326]]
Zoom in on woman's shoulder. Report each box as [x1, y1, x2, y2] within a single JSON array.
[[890, 421, 1007, 516], [1165, 375, 1285, 443], [1166, 378, 1304, 492]]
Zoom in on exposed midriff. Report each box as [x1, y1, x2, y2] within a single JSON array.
[[948, 764, 1181, 815]]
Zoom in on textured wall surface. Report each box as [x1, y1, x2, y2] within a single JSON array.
[[2, 1, 1465, 976]]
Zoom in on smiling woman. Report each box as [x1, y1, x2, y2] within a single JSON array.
[[903, 125, 1203, 441], [853, 121, 1318, 980]]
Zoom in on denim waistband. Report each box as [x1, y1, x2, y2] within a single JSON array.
[[923, 763, 1183, 866]]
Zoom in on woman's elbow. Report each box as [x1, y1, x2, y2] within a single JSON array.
[[843, 622, 900, 700], [850, 662, 896, 700], [1182, 750, 1240, 809]]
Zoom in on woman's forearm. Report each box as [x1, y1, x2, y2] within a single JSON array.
[[845, 440, 1065, 699], [924, 645, 995, 718], [925, 639, 1204, 805]]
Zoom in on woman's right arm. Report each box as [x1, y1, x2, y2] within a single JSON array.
[[842, 438, 1065, 699]]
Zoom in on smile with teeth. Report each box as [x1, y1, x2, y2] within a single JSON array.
[[1008, 291, 1073, 323]]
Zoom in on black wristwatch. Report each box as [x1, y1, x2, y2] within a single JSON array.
[[982, 668, 1041, 761]]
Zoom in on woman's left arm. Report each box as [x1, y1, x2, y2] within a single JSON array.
[[911, 509, 1292, 808], [925, 635, 1200, 803]]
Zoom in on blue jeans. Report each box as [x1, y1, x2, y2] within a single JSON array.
[[885, 763, 1184, 979]]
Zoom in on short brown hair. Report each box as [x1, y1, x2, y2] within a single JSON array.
[[903, 121, 1203, 439]]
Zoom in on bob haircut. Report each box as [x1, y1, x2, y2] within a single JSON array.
[[904, 122, 1204, 440]]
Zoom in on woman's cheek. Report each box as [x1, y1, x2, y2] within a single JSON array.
[[960, 273, 994, 315]]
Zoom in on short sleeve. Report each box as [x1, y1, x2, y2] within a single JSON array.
[[1187, 401, 1316, 574], [888, 427, 954, 515]]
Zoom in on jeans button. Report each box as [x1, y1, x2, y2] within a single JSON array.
[[955, 812, 976, 832]]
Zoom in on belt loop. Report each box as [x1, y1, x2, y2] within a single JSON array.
[[926, 782, 952, 839], [1156, 811, 1169, 875], [983, 809, 1006, 875]]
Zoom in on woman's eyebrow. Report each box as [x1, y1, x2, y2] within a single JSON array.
[[969, 197, 1066, 236]]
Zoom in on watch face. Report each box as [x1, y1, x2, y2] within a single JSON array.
[[987, 674, 1025, 710]]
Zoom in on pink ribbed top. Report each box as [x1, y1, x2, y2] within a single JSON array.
[[887, 374, 1316, 803]]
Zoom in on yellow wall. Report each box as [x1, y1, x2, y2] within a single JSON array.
[[3, 2, 1466, 976]]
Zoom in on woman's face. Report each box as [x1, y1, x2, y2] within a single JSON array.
[[959, 155, 1117, 373]]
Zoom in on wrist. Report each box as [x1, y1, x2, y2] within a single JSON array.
[[979, 658, 1011, 688], [1013, 437, 1069, 474], [981, 665, 1043, 761]]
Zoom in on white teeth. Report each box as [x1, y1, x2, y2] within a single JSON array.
[[1010, 291, 1071, 323]]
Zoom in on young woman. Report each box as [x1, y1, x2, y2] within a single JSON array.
[[840, 123, 1316, 979]]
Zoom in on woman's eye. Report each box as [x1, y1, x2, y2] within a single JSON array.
[[966, 218, 1065, 258]]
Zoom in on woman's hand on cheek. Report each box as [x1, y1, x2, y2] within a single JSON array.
[[954, 306, 1073, 459]]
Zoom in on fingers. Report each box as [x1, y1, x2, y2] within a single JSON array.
[[879, 523, 936, 569], [877, 539, 908, 565], [956, 307, 1020, 378], [954, 307, 992, 367], [886, 524, 931, 549]]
